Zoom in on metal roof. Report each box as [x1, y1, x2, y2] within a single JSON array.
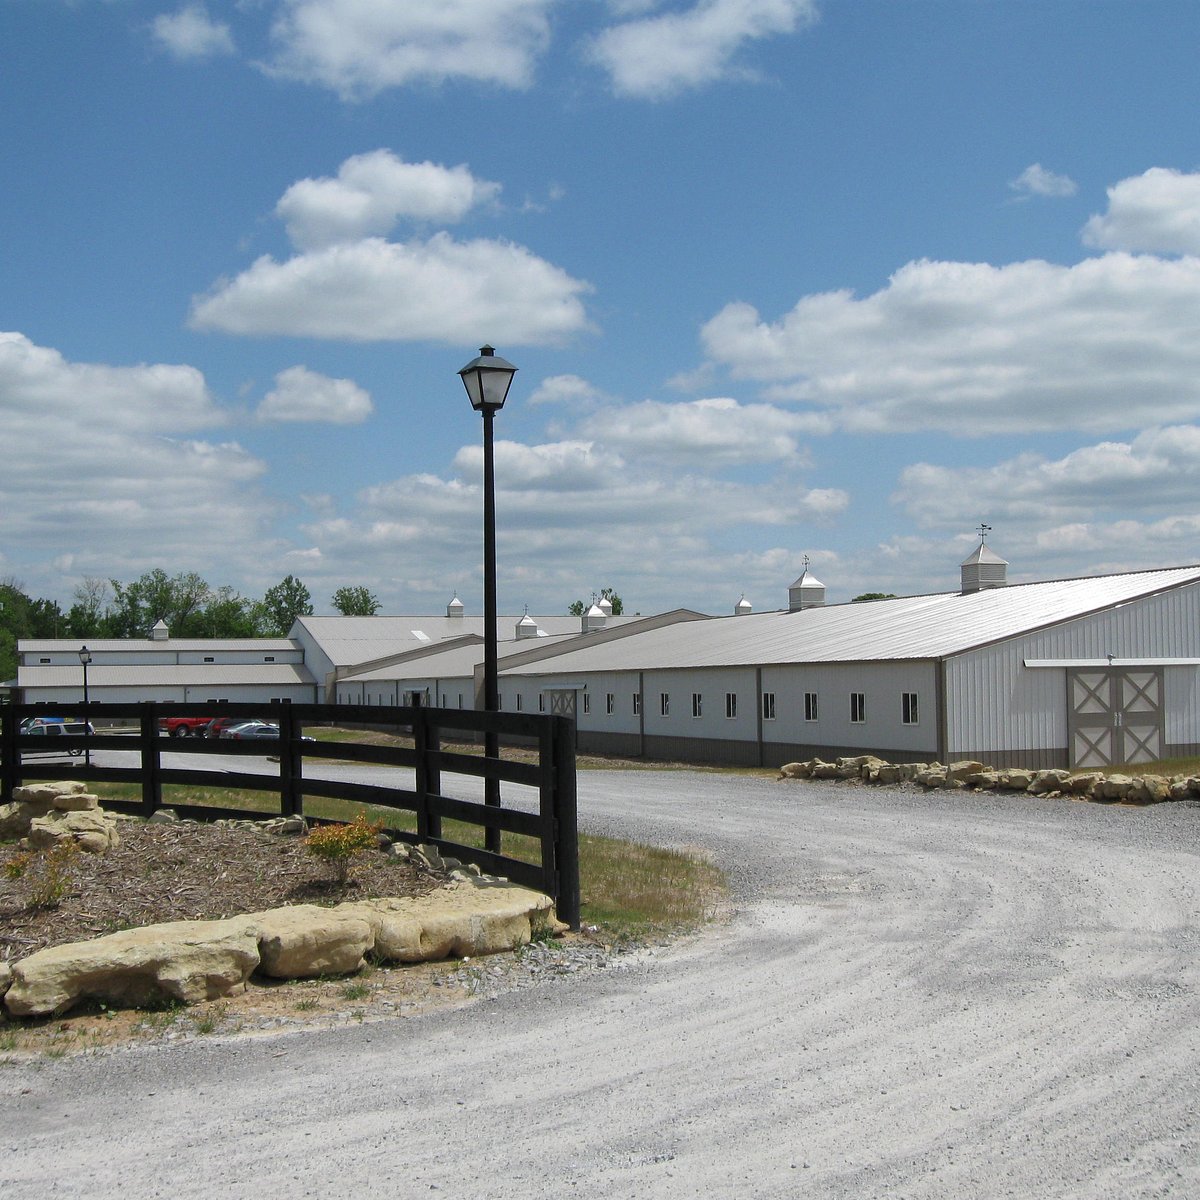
[[340, 635, 579, 683], [501, 566, 1200, 676], [19, 664, 317, 688], [20, 637, 299, 653], [295, 613, 650, 667]]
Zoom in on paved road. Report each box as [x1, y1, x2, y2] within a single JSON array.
[[5, 771, 1200, 1198]]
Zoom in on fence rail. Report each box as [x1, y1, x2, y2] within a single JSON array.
[[0, 700, 579, 928]]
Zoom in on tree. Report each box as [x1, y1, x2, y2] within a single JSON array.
[[106, 569, 212, 638], [851, 592, 897, 603], [66, 577, 111, 638], [261, 575, 313, 635], [568, 587, 624, 617], [0, 579, 64, 681], [331, 585, 381, 616], [202, 586, 268, 637]]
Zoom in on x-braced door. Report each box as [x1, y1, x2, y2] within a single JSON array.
[[1068, 669, 1163, 768]]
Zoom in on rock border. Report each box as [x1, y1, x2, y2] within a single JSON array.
[[778, 755, 1199, 805], [1, 784, 566, 1019]]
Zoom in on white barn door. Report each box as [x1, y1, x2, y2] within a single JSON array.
[[1068, 669, 1163, 768]]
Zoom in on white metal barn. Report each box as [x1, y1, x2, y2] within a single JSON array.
[[495, 559, 1200, 770]]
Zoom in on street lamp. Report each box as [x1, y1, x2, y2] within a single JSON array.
[[78, 645, 92, 767], [459, 345, 518, 854]]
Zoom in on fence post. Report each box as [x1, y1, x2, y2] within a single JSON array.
[[139, 703, 162, 818], [413, 697, 441, 841], [0, 708, 19, 802], [277, 700, 302, 818], [552, 714, 580, 930]]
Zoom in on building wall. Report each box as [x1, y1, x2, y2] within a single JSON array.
[[944, 583, 1200, 763], [22, 684, 314, 705]]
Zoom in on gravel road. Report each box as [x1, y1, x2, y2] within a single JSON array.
[[5, 771, 1200, 1198]]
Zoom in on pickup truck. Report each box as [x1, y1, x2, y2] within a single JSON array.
[[157, 716, 213, 737]]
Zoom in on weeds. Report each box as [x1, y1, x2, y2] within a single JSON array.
[[340, 980, 370, 1001], [5, 840, 80, 909]]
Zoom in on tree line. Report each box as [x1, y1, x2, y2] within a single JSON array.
[[0, 572, 382, 683]]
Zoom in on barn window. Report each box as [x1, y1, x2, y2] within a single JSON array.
[[203, 656, 215, 663], [850, 692, 866, 723], [516, 694, 523, 712], [902, 692, 919, 724], [804, 692, 818, 722], [538, 694, 545, 712], [632, 693, 641, 716], [264, 656, 275, 662], [725, 692, 737, 719], [660, 693, 670, 717], [606, 692, 615, 715], [692, 693, 703, 718], [762, 692, 776, 721]]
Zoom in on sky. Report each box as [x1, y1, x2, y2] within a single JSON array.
[[4, 1, 1200, 620]]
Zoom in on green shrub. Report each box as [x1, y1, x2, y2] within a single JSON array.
[[303, 811, 382, 884]]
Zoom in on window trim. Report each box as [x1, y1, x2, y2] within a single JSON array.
[[850, 692, 866, 724], [804, 691, 819, 722], [692, 693, 703, 719], [762, 692, 776, 721], [902, 691, 919, 725]]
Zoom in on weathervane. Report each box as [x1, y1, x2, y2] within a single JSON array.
[[978, 523, 992, 545]]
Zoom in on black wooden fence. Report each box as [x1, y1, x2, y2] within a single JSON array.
[[0, 701, 579, 929]]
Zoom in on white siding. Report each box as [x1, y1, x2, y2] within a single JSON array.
[[945, 583, 1200, 755], [762, 662, 939, 754]]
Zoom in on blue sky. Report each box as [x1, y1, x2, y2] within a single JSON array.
[[4, 1, 1200, 619]]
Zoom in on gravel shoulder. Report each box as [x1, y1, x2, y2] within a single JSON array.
[[5, 772, 1200, 1199]]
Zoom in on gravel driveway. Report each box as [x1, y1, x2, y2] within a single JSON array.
[[5, 771, 1200, 1198]]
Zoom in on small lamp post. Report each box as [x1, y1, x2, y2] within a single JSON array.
[[459, 345, 518, 854], [78, 645, 92, 767]]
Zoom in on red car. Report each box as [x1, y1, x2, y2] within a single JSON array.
[[158, 716, 212, 737]]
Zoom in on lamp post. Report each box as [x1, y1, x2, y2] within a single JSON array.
[[459, 345, 518, 854], [78, 645, 92, 767]]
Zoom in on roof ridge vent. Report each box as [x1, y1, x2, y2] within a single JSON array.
[[961, 525, 1008, 593], [447, 593, 465, 618]]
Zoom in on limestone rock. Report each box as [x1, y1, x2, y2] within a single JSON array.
[[1028, 769, 1072, 795], [0, 802, 28, 840], [253, 906, 375, 979], [1093, 774, 1133, 802], [996, 767, 1036, 792], [1063, 772, 1104, 796], [0, 961, 12, 998], [777, 761, 812, 780], [27, 808, 119, 854], [945, 761, 986, 784], [4, 917, 261, 1017], [51, 792, 100, 813]]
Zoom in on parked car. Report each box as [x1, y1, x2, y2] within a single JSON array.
[[20, 715, 66, 732], [219, 720, 281, 740], [23, 720, 95, 755], [158, 716, 213, 737], [202, 716, 246, 739]]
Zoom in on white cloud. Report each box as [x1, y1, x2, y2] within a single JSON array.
[[894, 426, 1200, 529], [527, 374, 608, 406], [151, 4, 236, 60], [581, 396, 819, 465], [190, 233, 593, 346], [589, 0, 818, 99], [1009, 163, 1077, 199], [0, 333, 276, 590], [256, 365, 373, 424], [294, 418, 846, 613], [276, 150, 502, 251], [264, 0, 555, 99], [1082, 167, 1200, 255], [702, 252, 1200, 435]]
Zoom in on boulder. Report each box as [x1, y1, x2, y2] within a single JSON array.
[[1062, 772, 1104, 796], [945, 761, 986, 784], [777, 761, 812, 780], [3, 917, 261, 1017], [253, 906, 375, 979], [1125, 774, 1171, 805], [341, 884, 564, 964], [0, 961, 12, 999], [27, 808, 120, 854], [1093, 774, 1134, 802], [996, 767, 1036, 792], [915, 767, 950, 789], [51, 792, 100, 813], [964, 770, 999, 789], [1028, 769, 1072, 795]]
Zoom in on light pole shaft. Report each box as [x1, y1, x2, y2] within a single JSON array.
[[482, 408, 501, 850]]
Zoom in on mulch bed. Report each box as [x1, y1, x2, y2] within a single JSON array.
[[1, 819, 444, 964]]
